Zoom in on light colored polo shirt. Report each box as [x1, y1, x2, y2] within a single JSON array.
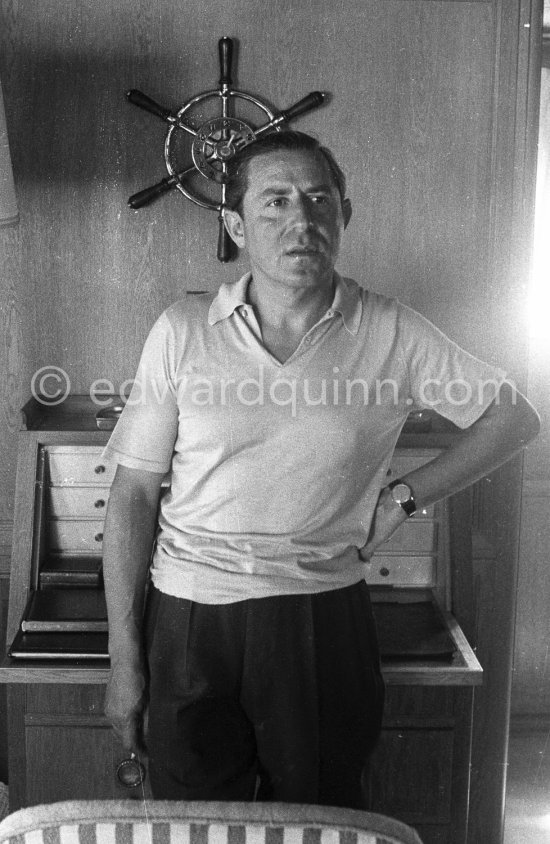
[[103, 273, 506, 603]]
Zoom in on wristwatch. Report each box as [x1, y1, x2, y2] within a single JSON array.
[[387, 478, 417, 517]]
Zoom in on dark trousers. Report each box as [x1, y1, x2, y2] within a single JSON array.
[[145, 580, 385, 808]]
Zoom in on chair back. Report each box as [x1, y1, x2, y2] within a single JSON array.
[[0, 799, 424, 844]]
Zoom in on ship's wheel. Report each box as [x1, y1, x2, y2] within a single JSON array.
[[126, 37, 326, 261]]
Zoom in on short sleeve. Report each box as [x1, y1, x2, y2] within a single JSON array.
[[397, 303, 508, 429], [102, 312, 179, 473]]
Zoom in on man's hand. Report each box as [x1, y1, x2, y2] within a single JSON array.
[[359, 487, 408, 562], [102, 464, 165, 754], [359, 384, 540, 564], [105, 659, 148, 755]]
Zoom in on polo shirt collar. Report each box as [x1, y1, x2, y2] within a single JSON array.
[[208, 273, 251, 325], [330, 272, 362, 335], [208, 271, 361, 336]]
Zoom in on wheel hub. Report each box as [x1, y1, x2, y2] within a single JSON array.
[[192, 117, 256, 182]]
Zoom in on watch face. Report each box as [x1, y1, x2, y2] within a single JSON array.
[[391, 482, 412, 504]]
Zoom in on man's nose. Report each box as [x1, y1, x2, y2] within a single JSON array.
[[289, 196, 315, 228]]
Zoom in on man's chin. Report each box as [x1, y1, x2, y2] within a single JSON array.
[[282, 251, 329, 275], [280, 263, 334, 287]]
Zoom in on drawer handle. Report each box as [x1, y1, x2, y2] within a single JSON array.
[[94, 464, 106, 474], [95, 532, 104, 543], [379, 567, 390, 577], [94, 499, 106, 509]]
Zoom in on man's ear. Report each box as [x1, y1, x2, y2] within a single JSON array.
[[343, 198, 352, 229], [224, 209, 246, 248]]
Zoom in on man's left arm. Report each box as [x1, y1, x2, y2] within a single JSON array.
[[360, 383, 540, 560]]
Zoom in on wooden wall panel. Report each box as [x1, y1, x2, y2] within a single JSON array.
[[0, 577, 8, 783], [512, 346, 550, 719], [0, 226, 28, 525], [512, 68, 550, 721], [513, 488, 550, 715]]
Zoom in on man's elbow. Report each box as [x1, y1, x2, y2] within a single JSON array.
[[494, 385, 541, 450], [516, 398, 541, 447]]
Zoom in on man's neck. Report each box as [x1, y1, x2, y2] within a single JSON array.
[[246, 274, 335, 334], [244, 273, 335, 364]]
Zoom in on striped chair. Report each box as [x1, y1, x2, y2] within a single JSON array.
[[0, 800, 423, 844]]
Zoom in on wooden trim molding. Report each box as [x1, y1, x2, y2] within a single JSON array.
[[510, 713, 550, 733], [471, 528, 498, 562], [25, 714, 111, 728], [522, 477, 550, 496], [0, 520, 12, 574]]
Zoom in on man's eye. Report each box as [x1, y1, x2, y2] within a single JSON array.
[[267, 197, 286, 207], [311, 195, 329, 204]]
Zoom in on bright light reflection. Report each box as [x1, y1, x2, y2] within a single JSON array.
[[528, 217, 550, 346], [537, 813, 550, 830], [527, 69, 550, 349]]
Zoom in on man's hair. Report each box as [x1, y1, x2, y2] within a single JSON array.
[[224, 130, 347, 214]]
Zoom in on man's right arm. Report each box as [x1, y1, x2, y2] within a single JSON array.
[[102, 463, 165, 754]]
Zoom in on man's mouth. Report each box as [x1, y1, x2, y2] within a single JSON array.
[[286, 245, 321, 255]]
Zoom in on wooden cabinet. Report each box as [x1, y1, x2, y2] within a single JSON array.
[[366, 686, 474, 844], [7, 685, 151, 807], [1, 397, 481, 843]]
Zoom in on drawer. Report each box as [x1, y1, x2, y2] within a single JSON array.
[[46, 447, 116, 486], [378, 520, 436, 553], [365, 555, 435, 586], [47, 520, 105, 553], [48, 487, 110, 517]]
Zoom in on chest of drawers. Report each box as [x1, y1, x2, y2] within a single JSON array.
[[43, 445, 114, 579]]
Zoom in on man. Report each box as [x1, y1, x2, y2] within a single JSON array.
[[102, 130, 539, 807]]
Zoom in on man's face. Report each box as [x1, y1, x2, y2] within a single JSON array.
[[225, 149, 350, 292]]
